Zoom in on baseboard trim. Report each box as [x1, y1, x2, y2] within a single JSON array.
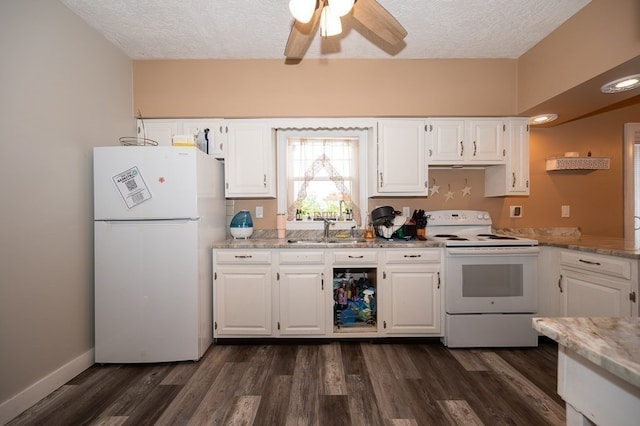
[[0, 348, 94, 425]]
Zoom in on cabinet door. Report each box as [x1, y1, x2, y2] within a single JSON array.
[[214, 266, 272, 336], [484, 118, 530, 196], [467, 119, 505, 163], [383, 264, 441, 335], [225, 121, 275, 198], [182, 119, 225, 158], [376, 119, 428, 195], [426, 119, 465, 164], [278, 266, 325, 335], [560, 269, 633, 317], [137, 119, 178, 147]]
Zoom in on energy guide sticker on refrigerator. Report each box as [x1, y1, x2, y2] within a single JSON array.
[[111, 166, 152, 208]]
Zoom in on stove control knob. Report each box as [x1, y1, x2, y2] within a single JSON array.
[[483, 213, 490, 220], [477, 213, 484, 220]]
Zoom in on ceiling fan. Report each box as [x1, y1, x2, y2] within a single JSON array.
[[285, 0, 408, 60]]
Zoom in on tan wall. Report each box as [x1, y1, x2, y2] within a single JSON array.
[[518, 0, 640, 113], [0, 0, 133, 414], [133, 59, 518, 118]]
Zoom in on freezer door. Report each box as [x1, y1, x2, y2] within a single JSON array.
[[94, 146, 201, 220], [95, 220, 204, 363]]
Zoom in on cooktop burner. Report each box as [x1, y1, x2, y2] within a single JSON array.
[[477, 234, 518, 240]]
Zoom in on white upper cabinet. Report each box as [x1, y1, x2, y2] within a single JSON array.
[[426, 118, 505, 165], [225, 119, 276, 198], [137, 119, 178, 147], [373, 119, 428, 196], [485, 118, 530, 196], [136, 118, 224, 158]]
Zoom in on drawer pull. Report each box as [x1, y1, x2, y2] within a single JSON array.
[[404, 254, 421, 258], [234, 255, 253, 259], [348, 255, 364, 259], [578, 259, 601, 266]]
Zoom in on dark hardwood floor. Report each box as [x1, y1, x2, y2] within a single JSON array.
[[8, 338, 564, 425]]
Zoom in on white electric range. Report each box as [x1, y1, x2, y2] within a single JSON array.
[[425, 210, 540, 348]]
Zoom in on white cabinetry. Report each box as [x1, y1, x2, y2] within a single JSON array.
[[373, 119, 428, 196], [276, 251, 326, 336], [559, 251, 636, 317], [225, 120, 276, 198], [137, 119, 178, 147], [537, 246, 563, 317], [213, 251, 272, 336], [426, 118, 505, 165], [485, 118, 530, 196], [137, 118, 225, 158], [382, 249, 442, 335]]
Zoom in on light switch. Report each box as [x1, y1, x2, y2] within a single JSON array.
[[402, 206, 410, 217], [510, 206, 522, 218], [256, 206, 264, 219], [561, 205, 570, 218]]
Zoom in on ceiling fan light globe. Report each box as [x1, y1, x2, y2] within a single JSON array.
[[289, 0, 316, 24], [328, 0, 354, 17], [320, 6, 342, 37]]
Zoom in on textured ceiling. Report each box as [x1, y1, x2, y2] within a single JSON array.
[[59, 0, 591, 60]]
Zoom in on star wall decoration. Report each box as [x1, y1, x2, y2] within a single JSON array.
[[445, 184, 454, 201], [429, 179, 440, 196], [461, 179, 472, 197]]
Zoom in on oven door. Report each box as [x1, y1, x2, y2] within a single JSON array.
[[445, 246, 538, 314]]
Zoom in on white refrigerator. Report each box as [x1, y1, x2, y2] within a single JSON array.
[[93, 146, 226, 363]]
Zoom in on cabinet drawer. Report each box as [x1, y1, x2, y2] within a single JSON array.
[[333, 251, 378, 264], [215, 250, 272, 264], [385, 249, 440, 264], [279, 251, 325, 265], [560, 251, 631, 280]]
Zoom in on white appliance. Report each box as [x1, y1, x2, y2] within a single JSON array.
[[425, 210, 539, 348], [93, 146, 226, 363]]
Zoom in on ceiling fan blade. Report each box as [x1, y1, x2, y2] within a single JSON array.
[[284, 5, 322, 59], [351, 0, 407, 45]]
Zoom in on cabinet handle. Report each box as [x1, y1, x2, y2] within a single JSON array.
[[383, 321, 387, 329], [460, 141, 464, 157], [578, 259, 601, 266], [321, 272, 324, 290], [473, 141, 477, 156], [437, 272, 441, 289], [379, 172, 384, 187], [348, 255, 364, 259], [558, 274, 563, 293], [404, 254, 421, 258], [512, 172, 516, 188], [234, 255, 253, 259], [429, 149, 433, 157], [263, 174, 267, 188]]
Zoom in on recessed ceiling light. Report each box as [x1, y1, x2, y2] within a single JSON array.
[[529, 114, 558, 125], [601, 74, 640, 93]]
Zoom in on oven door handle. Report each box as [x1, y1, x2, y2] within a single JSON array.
[[446, 247, 540, 255]]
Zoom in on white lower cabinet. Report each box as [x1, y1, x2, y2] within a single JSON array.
[[213, 247, 444, 339], [382, 249, 442, 335], [213, 251, 272, 336], [276, 251, 326, 335], [558, 250, 637, 317]]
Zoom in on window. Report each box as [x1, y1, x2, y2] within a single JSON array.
[[276, 126, 371, 230]]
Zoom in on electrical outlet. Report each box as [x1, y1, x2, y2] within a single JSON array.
[[402, 206, 410, 217], [256, 206, 264, 219], [510, 206, 523, 218], [561, 205, 570, 218]]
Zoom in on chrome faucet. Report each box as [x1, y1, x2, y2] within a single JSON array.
[[321, 217, 335, 239], [350, 225, 357, 238]]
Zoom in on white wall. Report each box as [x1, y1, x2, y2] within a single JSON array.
[[0, 0, 133, 421]]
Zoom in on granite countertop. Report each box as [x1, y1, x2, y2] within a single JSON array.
[[213, 237, 443, 249], [216, 228, 640, 258], [533, 317, 640, 388]]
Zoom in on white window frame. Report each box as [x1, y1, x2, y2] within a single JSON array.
[[275, 119, 373, 231]]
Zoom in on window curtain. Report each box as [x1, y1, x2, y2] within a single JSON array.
[[287, 138, 361, 226]]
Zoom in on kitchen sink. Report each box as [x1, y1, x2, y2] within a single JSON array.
[[287, 238, 368, 245]]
